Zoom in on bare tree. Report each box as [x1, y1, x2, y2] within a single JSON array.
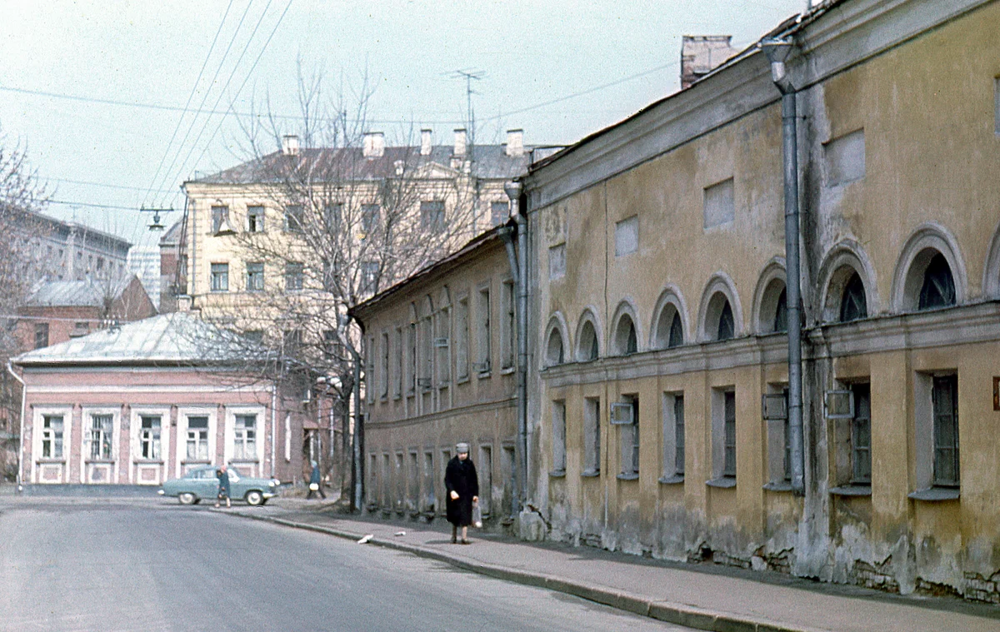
[[0, 129, 50, 480], [184, 66, 486, 503]]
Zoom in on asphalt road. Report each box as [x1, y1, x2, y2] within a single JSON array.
[[0, 499, 691, 632]]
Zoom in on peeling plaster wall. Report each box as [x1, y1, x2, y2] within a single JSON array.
[[524, 0, 1000, 604]]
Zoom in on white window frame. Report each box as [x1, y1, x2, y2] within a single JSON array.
[[177, 407, 217, 475], [31, 405, 73, 483], [225, 406, 266, 476], [80, 406, 120, 484], [131, 406, 170, 485]]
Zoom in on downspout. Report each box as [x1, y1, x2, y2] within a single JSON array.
[[7, 362, 25, 491], [762, 38, 805, 494], [345, 314, 364, 513], [504, 181, 529, 514], [498, 222, 521, 516]]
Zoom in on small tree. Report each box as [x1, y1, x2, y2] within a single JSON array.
[[0, 130, 50, 480]]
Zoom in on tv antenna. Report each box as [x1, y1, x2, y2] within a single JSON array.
[[449, 69, 485, 150]]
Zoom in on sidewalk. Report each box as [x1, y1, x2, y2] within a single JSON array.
[[224, 498, 1000, 632]]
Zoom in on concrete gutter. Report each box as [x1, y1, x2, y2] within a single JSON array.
[[223, 510, 821, 632]]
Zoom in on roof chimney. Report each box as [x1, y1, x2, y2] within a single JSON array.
[[453, 129, 467, 156], [363, 132, 385, 158], [420, 129, 433, 156], [680, 35, 737, 90], [282, 135, 300, 156], [505, 129, 524, 157]]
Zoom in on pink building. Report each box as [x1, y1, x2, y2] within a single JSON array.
[[12, 312, 312, 485]]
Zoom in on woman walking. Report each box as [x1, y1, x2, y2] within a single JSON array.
[[445, 442, 479, 544]]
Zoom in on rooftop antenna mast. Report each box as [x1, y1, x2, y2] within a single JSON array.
[[449, 69, 485, 157]]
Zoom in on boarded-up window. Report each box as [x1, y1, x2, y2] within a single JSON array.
[[703, 178, 734, 229], [549, 244, 566, 280], [824, 130, 865, 187], [614, 215, 639, 256]]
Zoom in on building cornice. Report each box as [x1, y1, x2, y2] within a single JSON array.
[[525, 0, 993, 211], [541, 302, 1000, 388]]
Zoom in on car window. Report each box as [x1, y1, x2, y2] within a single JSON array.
[[227, 471, 240, 482]]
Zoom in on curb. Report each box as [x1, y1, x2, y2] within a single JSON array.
[[224, 510, 826, 632]]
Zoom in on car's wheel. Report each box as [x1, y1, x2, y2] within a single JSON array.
[[178, 492, 197, 505], [245, 490, 264, 506]]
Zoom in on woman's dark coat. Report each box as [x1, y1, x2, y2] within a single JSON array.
[[310, 465, 322, 486], [216, 469, 231, 498], [444, 456, 479, 527]]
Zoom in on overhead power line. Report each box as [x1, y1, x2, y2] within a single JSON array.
[[0, 84, 465, 126], [153, 0, 289, 209], [141, 0, 237, 209]]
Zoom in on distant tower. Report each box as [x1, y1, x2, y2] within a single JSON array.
[[680, 35, 738, 90]]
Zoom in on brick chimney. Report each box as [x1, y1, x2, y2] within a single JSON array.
[[680, 35, 737, 90], [505, 129, 524, 157], [453, 129, 467, 156], [363, 132, 385, 158], [420, 129, 433, 156]]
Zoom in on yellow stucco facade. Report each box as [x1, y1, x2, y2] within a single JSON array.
[[525, 0, 1000, 600]]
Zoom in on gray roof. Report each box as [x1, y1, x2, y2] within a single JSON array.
[[187, 144, 534, 186], [13, 312, 251, 366], [26, 275, 136, 308]]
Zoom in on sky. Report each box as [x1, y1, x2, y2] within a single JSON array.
[[0, 0, 807, 250]]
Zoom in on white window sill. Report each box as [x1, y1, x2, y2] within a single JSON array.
[[133, 459, 164, 465], [456, 376, 470, 385], [549, 469, 566, 478], [706, 477, 737, 489], [477, 371, 492, 379], [501, 366, 516, 375], [659, 474, 685, 485], [908, 487, 960, 502], [617, 473, 639, 481], [36, 457, 66, 463], [581, 468, 600, 478], [829, 485, 872, 497]]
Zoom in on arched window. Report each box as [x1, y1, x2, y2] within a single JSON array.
[[717, 302, 734, 341], [578, 319, 599, 361], [773, 289, 787, 333], [668, 312, 683, 348], [652, 295, 685, 350], [614, 314, 638, 355], [919, 253, 956, 310], [839, 272, 868, 322], [546, 328, 565, 366]]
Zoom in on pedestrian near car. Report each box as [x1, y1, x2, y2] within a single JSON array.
[[445, 443, 478, 544], [215, 465, 231, 508], [307, 460, 326, 499]]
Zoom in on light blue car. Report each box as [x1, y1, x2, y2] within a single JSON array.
[[158, 466, 280, 506]]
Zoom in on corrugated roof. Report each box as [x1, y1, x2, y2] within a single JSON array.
[[13, 312, 250, 366], [26, 275, 137, 307], [187, 144, 534, 186]]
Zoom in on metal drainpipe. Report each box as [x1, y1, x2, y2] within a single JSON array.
[[498, 223, 522, 516], [504, 180, 529, 513], [7, 362, 25, 490], [345, 316, 364, 513], [762, 38, 804, 493]]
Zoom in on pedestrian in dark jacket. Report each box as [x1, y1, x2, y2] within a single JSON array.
[[307, 460, 326, 499], [445, 442, 478, 544], [215, 465, 231, 508]]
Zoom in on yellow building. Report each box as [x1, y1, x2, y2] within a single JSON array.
[[524, 0, 1000, 600], [350, 226, 520, 523], [177, 129, 538, 326]]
